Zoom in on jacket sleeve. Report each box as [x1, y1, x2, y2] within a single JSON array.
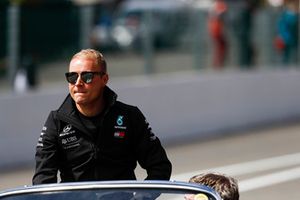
[[32, 111, 60, 185], [133, 107, 172, 180]]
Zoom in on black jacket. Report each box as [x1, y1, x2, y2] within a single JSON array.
[[33, 86, 172, 184]]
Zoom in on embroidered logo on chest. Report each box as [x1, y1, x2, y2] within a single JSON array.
[[60, 124, 80, 149], [114, 131, 126, 138], [114, 115, 127, 138], [114, 115, 127, 130]]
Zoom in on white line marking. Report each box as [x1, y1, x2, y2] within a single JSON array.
[[239, 166, 300, 192], [171, 152, 300, 181], [171, 152, 300, 192]]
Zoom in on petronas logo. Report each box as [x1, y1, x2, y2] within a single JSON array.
[[117, 115, 123, 126]]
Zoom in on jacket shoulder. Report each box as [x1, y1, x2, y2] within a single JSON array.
[[113, 101, 145, 118], [114, 101, 139, 111]]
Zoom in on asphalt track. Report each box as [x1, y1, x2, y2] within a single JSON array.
[[1, 122, 300, 200]]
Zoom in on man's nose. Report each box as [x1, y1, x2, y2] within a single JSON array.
[[75, 75, 83, 85]]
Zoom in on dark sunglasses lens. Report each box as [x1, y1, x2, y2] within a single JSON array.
[[81, 72, 94, 84], [65, 72, 78, 84]]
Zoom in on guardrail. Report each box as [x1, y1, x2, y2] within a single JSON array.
[[1, 69, 300, 169]]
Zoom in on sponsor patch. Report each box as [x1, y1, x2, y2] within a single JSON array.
[[114, 131, 126, 139], [63, 124, 72, 133], [37, 143, 43, 147], [116, 115, 124, 126], [37, 129, 46, 147], [59, 124, 80, 149], [61, 136, 78, 145], [60, 124, 75, 137], [115, 115, 127, 129], [114, 125, 127, 129]]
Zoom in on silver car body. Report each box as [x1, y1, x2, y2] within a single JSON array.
[[0, 180, 222, 200]]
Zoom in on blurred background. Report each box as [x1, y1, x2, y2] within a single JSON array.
[[0, 0, 300, 199], [0, 0, 299, 91]]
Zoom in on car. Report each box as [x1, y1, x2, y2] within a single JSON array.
[[90, 0, 195, 51], [111, 0, 193, 51], [0, 180, 222, 200]]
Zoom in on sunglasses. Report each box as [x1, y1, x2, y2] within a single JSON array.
[[65, 71, 105, 84]]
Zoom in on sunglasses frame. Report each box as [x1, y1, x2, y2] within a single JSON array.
[[65, 71, 105, 84]]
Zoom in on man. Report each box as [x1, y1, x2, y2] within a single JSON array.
[[275, 0, 299, 64], [32, 49, 172, 184], [207, 0, 228, 68], [185, 172, 239, 200]]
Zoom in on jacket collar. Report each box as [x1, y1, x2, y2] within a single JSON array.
[[57, 86, 118, 118]]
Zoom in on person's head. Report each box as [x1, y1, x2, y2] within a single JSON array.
[[187, 172, 239, 200], [66, 49, 109, 109], [285, 0, 299, 12]]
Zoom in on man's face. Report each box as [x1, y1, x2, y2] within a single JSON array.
[[68, 57, 108, 106]]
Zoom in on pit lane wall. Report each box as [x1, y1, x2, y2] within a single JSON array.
[[1, 69, 300, 169]]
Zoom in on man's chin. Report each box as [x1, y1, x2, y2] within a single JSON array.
[[74, 97, 88, 105], [74, 93, 87, 99]]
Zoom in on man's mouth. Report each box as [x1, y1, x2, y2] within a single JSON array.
[[74, 90, 86, 94]]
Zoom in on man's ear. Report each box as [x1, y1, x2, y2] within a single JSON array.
[[103, 74, 109, 84]]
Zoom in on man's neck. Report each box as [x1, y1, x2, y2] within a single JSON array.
[[76, 99, 105, 117]]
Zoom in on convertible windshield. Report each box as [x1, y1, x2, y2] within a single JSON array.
[[0, 188, 215, 200], [0, 181, 220, 200]]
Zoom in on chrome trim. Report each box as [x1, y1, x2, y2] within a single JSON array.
[[0, 180, 221, 200]]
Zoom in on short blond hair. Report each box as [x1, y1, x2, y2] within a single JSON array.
[[189, 172, 239, 200], [72, 49, 107, 73]]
